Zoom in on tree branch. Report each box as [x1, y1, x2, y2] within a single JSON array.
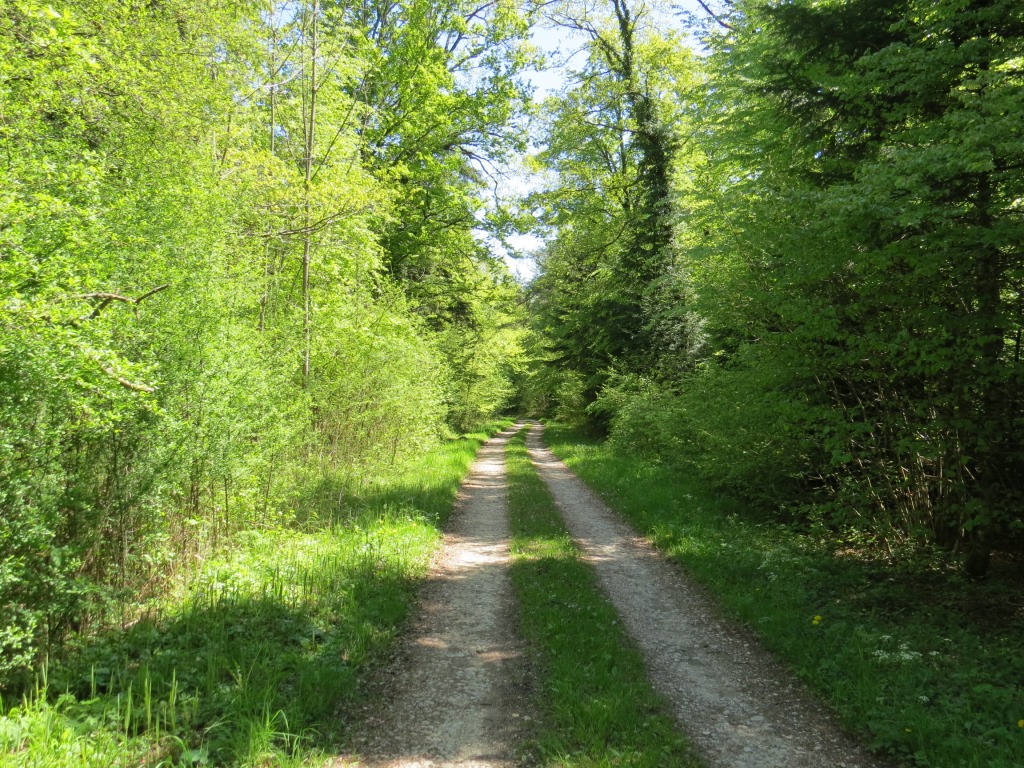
[[693, 0, 733, 30], [79, 284, 170, 321], [103, 367, 156, 394], [134, 283, 171, 303]]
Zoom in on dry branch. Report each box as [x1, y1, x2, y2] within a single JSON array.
[[78, 283, 170, 321]]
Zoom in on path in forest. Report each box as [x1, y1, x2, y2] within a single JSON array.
[[524, 423, 887, 768], [334, 423, 532, 768], [334, 421, 889, 768]]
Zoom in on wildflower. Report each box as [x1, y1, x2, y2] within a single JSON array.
[[1018, 719, 1024, 728], [873, 648, 922, 663], [812, 615, 822, 625]]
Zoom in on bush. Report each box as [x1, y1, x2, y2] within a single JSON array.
[[590, 374, 699, 467], [592, 356, 811, 515]]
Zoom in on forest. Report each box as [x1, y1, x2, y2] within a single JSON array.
[[1, 0, 531, 681], [1, 0, 1023, 765], [528, 0, 1024, 576]]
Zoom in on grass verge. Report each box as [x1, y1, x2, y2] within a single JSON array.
[[542, 424, 1024, 768], [505, 428, 699, 768], [0, 421, 511, 768]]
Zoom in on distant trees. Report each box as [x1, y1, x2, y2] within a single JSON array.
[[0, 0, 530, 683], [527, 0, 1024, 569], [528, 0, 694, 400]]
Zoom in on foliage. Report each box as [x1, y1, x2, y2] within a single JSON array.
[[350, 0, 536, 396], [591, 362, 810, 512], [0, 0, 530, 684], [0, 427, 504, 766], [436, 262, 530, 431], [528, 0, 1024, 566], [0, 0, 257, 681], [526, 2, 697, 390], [670, 0, 1024, 557]]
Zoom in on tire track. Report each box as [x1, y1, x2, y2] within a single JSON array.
[[335, 423, 531, 768]]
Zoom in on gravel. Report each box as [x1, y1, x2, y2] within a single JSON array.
[[333, 424, 532, 768], [332, 421, 892, 768]]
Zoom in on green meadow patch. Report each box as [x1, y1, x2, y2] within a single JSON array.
[[542, 424, 1024, 768]]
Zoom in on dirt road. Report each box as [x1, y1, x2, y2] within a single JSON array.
[[524, 423, 887, 768], [336, 421, 887, 768], [335, 424, 531, 768]]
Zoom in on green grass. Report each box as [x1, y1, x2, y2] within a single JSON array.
[[0, 421, 511, 768], [505, 428, 700, 768], [542, 424, 1024, 768]]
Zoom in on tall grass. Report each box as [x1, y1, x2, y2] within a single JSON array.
[[0, 423, 509, 767], [542, 424, 1024, 768]]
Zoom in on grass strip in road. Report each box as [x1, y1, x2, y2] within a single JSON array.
[[542, 424, 1024, 768], [505, 429, 700, 768], [0, 422, 511, 768]]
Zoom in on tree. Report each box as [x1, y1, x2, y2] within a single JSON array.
[[672, 0, 1024, 562], [0, 0, 533, 681], [528, 2, 694, 401], [348, 0, 534, 321]]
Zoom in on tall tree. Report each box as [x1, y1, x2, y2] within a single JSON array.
[[672, 0, 1024, 563], [529, 2, 693, 398], [0, 0, 532, 679], [348, 0, 534, 323]]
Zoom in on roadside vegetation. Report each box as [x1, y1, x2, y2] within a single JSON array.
[[505, 429, 699, 768], [523, 4, 1024, 764], [543, 425, 1024, 768], [0, 425, 507, 767], [1, 0, 529, 691], [526, 0, 1024, 575]]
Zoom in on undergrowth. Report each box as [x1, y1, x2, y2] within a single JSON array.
[[542, 424, 1024, 768], [0, 422, 510, 767], [505, 428, 699, 768]]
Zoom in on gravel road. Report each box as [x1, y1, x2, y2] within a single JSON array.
[[333, 421, 890, 768], [525, 422, 888, 768], [334, 424, 531, 768]]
